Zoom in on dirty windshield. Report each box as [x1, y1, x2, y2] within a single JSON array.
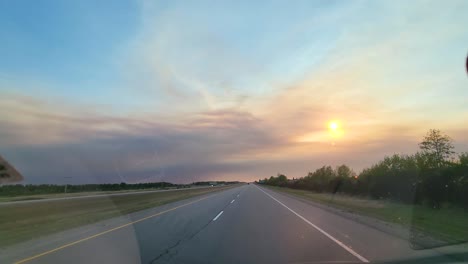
[[1, 1, 467, 264]]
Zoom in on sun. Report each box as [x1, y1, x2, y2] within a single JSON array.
[[328, 121, 339, 131], [328, 120, 343, 138]]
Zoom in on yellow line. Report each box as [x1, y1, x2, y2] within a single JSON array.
[[14, 195, 213, 264]]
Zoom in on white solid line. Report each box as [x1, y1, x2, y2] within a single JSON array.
[[231, 199, 235, 204], [255, 186, 369, 263], [213, 211, 224, 221]]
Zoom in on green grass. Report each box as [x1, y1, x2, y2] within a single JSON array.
[[265, 186, 468, 244], [0, 185, 236, 248]]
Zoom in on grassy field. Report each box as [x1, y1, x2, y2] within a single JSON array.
[[0, 185, 235, 248], [265, 186, 468, 244]]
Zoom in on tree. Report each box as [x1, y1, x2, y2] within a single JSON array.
[[276, 174, 288, 187], [458, 152, 468, 166], [336, 165, 354, 178], [419, 129, 455, 168]]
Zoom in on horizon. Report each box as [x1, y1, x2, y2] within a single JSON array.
[[1, 0, 468, 184]]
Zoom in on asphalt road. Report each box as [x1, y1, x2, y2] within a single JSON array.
[[3, 184, 466, 264]]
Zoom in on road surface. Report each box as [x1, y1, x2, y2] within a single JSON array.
[[2, 184, 466, 263]]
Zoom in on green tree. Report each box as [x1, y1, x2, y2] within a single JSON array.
[[276, 174, 288, 187], [458, 152, 468, 166], [335, 164, 354, 178], [419, 129, 455, 168]]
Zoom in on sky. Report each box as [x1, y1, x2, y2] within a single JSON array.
[[1, 0, 467, 184]]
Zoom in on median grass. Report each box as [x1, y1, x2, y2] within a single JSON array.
[[265, 186, 468, 244], [0, 187, 184, 203], [0, 185, 235, 248]]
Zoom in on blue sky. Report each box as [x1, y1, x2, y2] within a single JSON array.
[[0, 0, 140, 105], [1, 0, 467, 183], [1, 0, 348, 109]]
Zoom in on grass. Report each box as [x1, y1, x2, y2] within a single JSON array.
[[265, 186, 468, 244], [0, 185, 235, 248]]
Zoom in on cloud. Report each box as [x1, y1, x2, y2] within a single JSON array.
[[3, 90, 467, 185], [2, 1, 468, 184], [0, 94, 285, 183]]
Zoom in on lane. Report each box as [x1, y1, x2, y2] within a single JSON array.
[[255, 185, 462, 263], [256, 185, 369, 262]]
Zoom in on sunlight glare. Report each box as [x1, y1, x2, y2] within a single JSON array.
[[329, 121, 339, 131], [328, 120, 343, 138]]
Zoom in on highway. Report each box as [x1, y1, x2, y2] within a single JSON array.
[[3, 184, 465, 264], [0, 186, 219, 205]]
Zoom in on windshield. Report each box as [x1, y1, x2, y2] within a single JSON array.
[[1, 1, 467, 263]]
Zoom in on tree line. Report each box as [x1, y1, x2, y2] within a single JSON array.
[[259, 129, 468, 209]]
